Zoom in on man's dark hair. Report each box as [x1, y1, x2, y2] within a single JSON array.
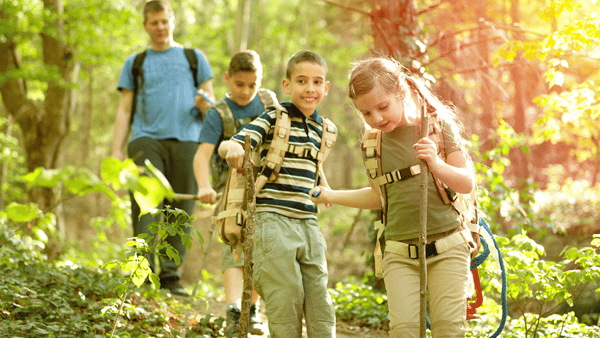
[[285, 50, 327, 79], [143, 0, 173, 23], [228, 50, 263, 76]]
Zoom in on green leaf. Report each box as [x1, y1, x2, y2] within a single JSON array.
[[144, 159, 174, 200], [133, 176, 165, 215], [6, 202, 42, 222], [166, 247, 180, 265]]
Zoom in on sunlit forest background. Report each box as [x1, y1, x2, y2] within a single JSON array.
[[2, 0, 600, 337]]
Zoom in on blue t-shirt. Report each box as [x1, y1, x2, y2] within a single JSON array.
[[198, 94, 267, 145], [118, 47, 214, 142]]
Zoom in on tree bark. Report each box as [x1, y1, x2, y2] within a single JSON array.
[[369, 0, 420, 69], [239, 135, 256, 338], [509, 0, 530, 193], [0, 0, 74, 254], [418, 103, 429, 338], [80, 65, 94, 164], [234, 0, 252, 53], [474, 1, 495, 162]]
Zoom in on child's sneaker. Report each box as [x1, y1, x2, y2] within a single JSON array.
[[249, 303, 265, 335], [225, 305, 241, 338]]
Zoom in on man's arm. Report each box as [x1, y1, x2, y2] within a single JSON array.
[[111, 89, 134, 161], [195, 79, 215, 117]]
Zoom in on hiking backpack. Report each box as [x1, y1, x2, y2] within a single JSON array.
[[130, 48, 199, 125], [214, 104, 338, 262], [210, 88, 278, 192], [361, 106, 479, 277]]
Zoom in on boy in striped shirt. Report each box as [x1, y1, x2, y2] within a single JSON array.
[[218, 50, 336, 338]]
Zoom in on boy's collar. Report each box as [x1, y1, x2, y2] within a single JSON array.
[[281, 102, 322, 124]]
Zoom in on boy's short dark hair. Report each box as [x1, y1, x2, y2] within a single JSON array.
[[285, 50, 327, 79], [228, 50, 263, 76], [143, 0, 173, 23]]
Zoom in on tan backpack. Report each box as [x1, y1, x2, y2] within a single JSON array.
[[215, 104, 337, 262], [362, 108, 479, 277]]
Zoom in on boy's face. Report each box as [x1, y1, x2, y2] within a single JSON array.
[[282, 61, 330, 117], [144, 11, 174, 49], [224, 71, 261, 107]]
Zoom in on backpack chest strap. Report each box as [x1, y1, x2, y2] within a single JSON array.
[[373, 164, 421, 186]]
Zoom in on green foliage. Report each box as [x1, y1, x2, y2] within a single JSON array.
[[494, 5, 600, 167], [0, 220, 223, 338], [0, 160, 216, 337], [473, 121, 555, 237], [0, 118, 27, 205], [329, 276, 388, 327], [103, 206, 201, 291]]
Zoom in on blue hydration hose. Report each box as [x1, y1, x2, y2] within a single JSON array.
[[312, 190, 507, 336], [470, 217, 508, 338]]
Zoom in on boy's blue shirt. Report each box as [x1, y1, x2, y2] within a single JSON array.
[[198, 94, 267, 145], [118, 47, 214, 143]]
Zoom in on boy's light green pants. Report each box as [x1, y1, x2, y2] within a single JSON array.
[[253, 212, 335, 338]]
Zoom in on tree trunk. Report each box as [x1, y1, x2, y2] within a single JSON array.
[[0, 0, 74, 257], [234, 0, 252, 53], [251, 0, 263, 55], [80, 65, 94, 165], [475, 0, 495, 162], [369, 0, 420, 70], [509, 0, 530, 192]]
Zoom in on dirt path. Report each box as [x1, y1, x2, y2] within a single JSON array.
[[183, 208, 389, 337], [191, 295, 388, 338]]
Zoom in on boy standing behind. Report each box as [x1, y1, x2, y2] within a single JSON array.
[[193, 50, 277, 337], [218, 50, 336, 338]]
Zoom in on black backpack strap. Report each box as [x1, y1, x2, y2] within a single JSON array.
[[130, 51, 147, 125], [183, 48, 199, 88]]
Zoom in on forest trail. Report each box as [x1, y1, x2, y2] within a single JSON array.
[[189, 294, 388, 338], [181, 207, 389, 338]]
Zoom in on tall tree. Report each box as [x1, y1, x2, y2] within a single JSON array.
[[509, 0, 531, 190], [0, 0, 74, 211], [474, 0, 496, 160]]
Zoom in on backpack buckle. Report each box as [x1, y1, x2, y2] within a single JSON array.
[[408, 244, 419, 259], [236, 213, 245, 226]]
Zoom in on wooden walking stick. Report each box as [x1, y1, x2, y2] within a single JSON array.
[[419, 101, 429, 338], [238, 134, 256, 338]]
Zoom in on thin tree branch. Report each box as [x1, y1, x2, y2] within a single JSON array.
[[436, 61, 527, 81], [423, 36, 507, 68], [319, 0, 370, 16], [416, 0, 449, 16]]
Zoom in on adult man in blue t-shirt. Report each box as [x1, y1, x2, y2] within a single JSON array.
[[111, 0, 215, 297]]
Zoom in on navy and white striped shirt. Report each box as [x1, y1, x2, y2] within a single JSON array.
[[232, 102, 334, 220]]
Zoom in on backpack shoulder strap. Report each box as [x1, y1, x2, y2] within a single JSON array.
[[183, 48, 199, 88], [361, 128, 387, 213], [130, 51, 147, 125], [427, 109, 480, 231], [361, 128, 387, 277], [314, 117, 337, 185], [255, 105, 290, 192], [213, 99, 236, 140], [257, 88, 278, 109]]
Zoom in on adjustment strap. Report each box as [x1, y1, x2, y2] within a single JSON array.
[[375, 164, 421, 186]]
